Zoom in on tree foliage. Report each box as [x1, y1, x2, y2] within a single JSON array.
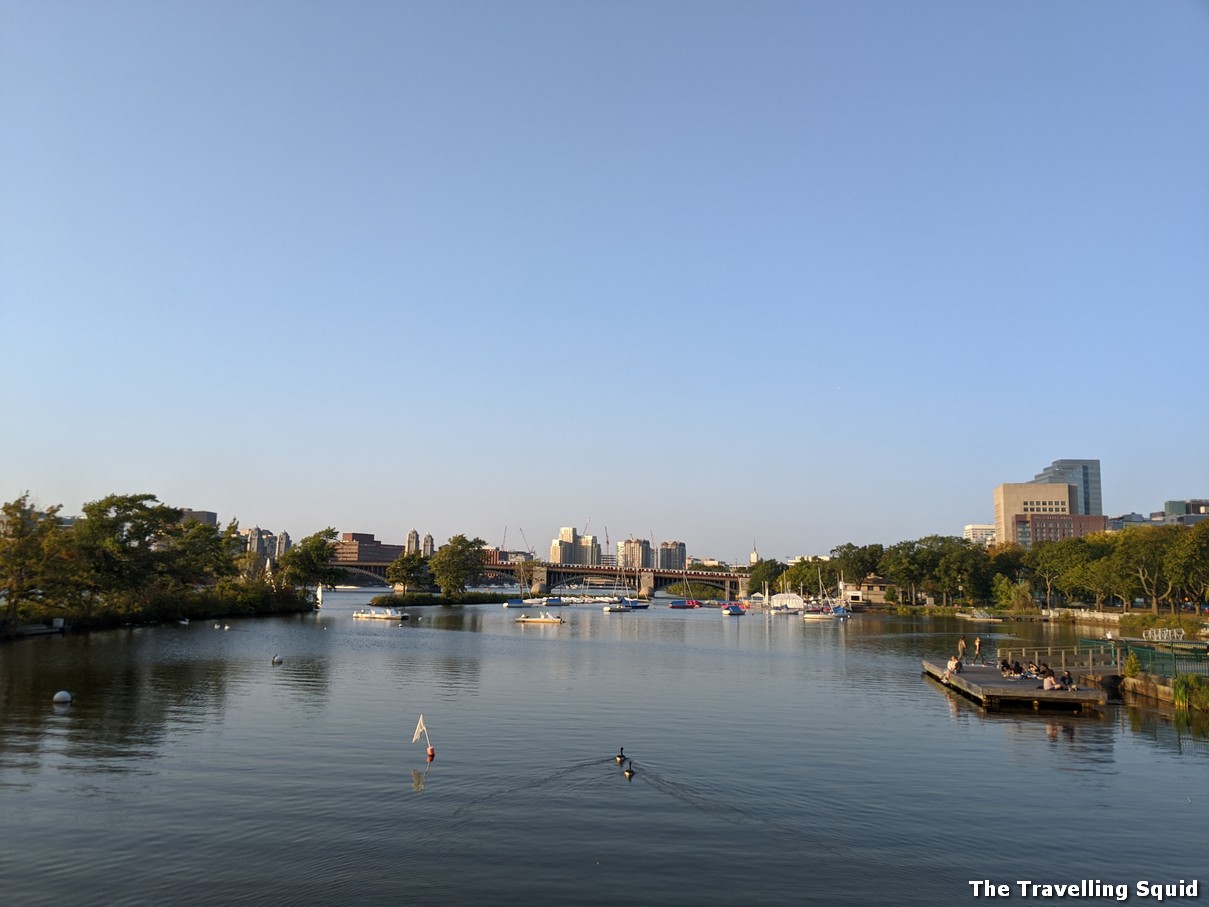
[[747, 558, 787, 595], [0, 494, 76, 625], [428, 535, 487, 597], [2, 492, 311, 631], [277, 528, 345, 597], [386, 550, 428, 594]]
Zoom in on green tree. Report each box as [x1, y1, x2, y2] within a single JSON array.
[[73, 493, 187, 609], [988, 544, 1027, 585], [747, 558, 787, 596], [992, 574, 1034, 612], [1025, 538, 1090, 608], [166, 518, 241, 587], [428, 535, 487, 597], [1166, 521, 1209, 606], [386, 550, 427, 594], [1112, 525, 1181, 613], [879, 540, 925, 605], [0, 494, 76, 627], [830, 542, 884, 589], [278, 528, 345, 599], [783, 558, 830, 597]]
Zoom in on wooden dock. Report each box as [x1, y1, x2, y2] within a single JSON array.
[[922, 659, 1107, 714]]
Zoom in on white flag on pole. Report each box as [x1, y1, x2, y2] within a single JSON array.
[[412, 714, 427, 744]]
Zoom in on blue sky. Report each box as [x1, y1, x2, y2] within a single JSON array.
[[2, 1, 1206, 564]]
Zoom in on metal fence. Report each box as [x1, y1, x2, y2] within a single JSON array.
[[1118, 642, 1209, 679]]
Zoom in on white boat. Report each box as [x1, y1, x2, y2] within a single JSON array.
[[353, 607, 409, 621], [800, 606, 838, 621], [516, 612, 566, 624], [603, 603, 632, 613], [769, 592, 805, 613]]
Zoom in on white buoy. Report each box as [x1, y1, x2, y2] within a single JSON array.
[[271, 654, 283, 665], [53, 691, 72, 704]]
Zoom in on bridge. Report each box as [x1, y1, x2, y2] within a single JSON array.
[[330, 558, 749, 600], [487, 563, 748, 599]]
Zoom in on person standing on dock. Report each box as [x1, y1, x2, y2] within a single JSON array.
[[957, 635, 967, 663], [972, 636, 985, 665]]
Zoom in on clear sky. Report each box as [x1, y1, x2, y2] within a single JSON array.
[[2, 1, 1206, 564]]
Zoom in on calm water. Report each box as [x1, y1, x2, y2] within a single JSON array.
[[1, 592, 1205, 905]]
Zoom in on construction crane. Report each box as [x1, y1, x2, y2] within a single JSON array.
[[501, 526, 507, 550], [518, 527, 534, 557]]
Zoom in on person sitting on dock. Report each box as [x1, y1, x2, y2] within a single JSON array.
[[943, 655, 963, 681], [1042, 672, 1064, 691], [999, 658, 1012, 674], [1059, 670, 1078, 691], [1026, 661, 1039, 677], [1009, 660, 1024, 677]]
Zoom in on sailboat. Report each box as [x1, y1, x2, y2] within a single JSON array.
[[801, 568, 844, 620]]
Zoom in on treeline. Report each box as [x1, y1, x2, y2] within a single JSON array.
[[748, 523, 1209, 613], [0, 493, 343, 634]]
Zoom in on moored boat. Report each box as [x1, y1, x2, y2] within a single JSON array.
[[516, 612, 566, 624], [353, 607, 409, 621], [722, 604, 746, 616]]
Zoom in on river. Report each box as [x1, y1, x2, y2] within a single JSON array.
[[1, 591, 1204, 905]]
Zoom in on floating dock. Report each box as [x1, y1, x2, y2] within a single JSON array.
[[922, 659, 1107, 714]]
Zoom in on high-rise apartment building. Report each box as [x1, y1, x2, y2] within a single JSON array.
[[1031, 459, 1102, 516], [660, 540, 687, 570], [617, 537, 653, 569], [548, 526, 601, 565]]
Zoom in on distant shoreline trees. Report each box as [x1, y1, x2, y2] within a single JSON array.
[[4, 491, 1207, 637], [1, 492, 321, 637]]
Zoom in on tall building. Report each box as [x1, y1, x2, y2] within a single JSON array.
[[181, 509, 218, 526], [1031, 459, 1102, 516], [406, 529, 420, 554], [660, 540, 687, 570], [422, 533, 435, 557], [548, 526, 600, 565], [993, 483, 1105, 548], [617, 537, 653, 569]]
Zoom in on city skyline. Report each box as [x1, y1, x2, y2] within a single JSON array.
[[3, 3, 1206, 562]]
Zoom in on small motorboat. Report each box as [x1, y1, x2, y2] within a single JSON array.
[[722, 604, 746, 616], [603, 603, 633, 613]]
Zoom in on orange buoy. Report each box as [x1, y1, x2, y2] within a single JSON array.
[[427, 746, 435, 762]]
